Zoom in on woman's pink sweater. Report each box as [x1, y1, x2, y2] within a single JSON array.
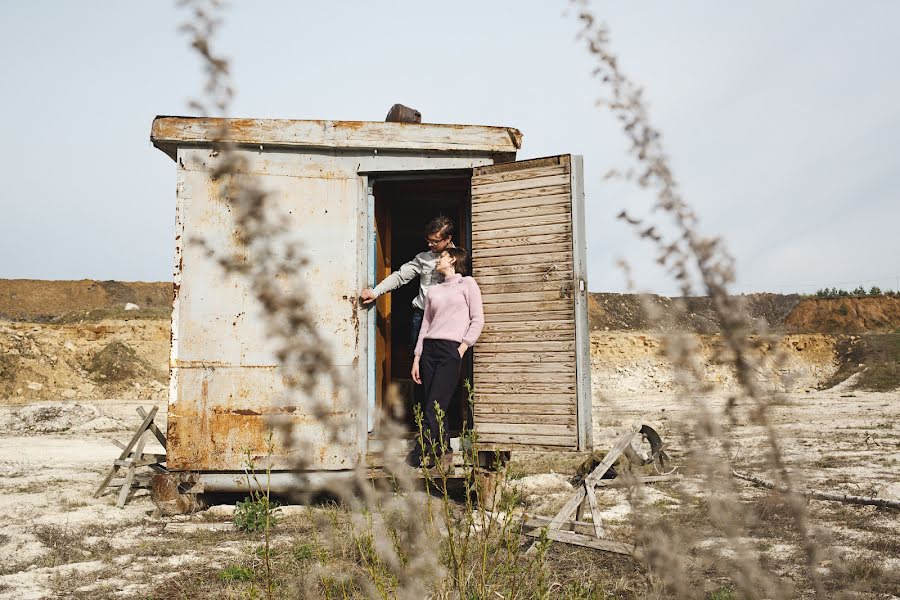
[[414, 274, 484, 357]]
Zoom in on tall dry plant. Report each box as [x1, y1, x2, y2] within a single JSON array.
[[571, 0, 826, 597], [174, 1, 845, 598], [175, 2, 478, 598]]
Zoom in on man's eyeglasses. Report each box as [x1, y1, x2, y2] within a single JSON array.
[[425, 236, 446, 246]]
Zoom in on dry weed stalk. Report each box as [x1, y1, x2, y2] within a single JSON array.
[[572, 1, 825, 597], [176, 2, 541, 599]]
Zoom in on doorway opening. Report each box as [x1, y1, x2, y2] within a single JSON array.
[[371, 172, 472, 441]]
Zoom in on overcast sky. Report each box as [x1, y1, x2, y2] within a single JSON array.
[[1, 2, 897, 295]]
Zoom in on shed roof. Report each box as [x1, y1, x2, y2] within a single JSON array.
[[151, 116, 523, 160]]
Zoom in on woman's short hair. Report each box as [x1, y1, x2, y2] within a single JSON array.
[[445, 246, 469, 277], [425, 215, 454, 240]]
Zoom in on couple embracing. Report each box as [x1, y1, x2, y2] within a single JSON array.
[[360, 216, 484, 473]]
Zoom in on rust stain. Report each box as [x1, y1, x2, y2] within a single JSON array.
[[339, 120, 368, 132], [214, 408, 261, 416]]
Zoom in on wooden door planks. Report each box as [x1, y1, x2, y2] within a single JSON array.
[[471, 155, 580, 453]]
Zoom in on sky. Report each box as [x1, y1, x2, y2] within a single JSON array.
[[1, 1, 898, 295]]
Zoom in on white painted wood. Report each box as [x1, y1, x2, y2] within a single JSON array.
[[152, 117, 522, 156]]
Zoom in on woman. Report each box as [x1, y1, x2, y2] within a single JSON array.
[[411, 246, 484, 471]]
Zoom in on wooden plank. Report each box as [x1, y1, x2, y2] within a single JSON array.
[[472, 164, 569, 186], [476, 434, 575, 447], [473, 352, 574, 364], [471, 173, 571, 195], [109, 476, 152, 487], [476, 270, 570, 286], [474, 262, 573, 278], [482, 300, 572, 314], [521, 513, 602, 536], [475, 341, 575, 353], [481, 310, 574, 323], [481, 291, 570, 304], [476, 361, 575, 374], [524, 528, 634, 556], [473, 413, 576, 426], [93, 406, 159, 498], [113, 454, 166, 466], [152, 117, 522, 154], [472, 222, 571, 241], [471, 202, 570, 223], [472, 211, 571, 232], [473, 403, 575, 415], [479, 441, 579, 452], [479, 329, 575, 343], [113, 455, 166, 467], [584, 483, 605, 538], [474, 155, 568, 175], [482, 320, 574, 334], [596, 474, 684, 487], [475, 382, 577, 395], [473, 251, 572, 268], [471, 190, 571, 210], [474, 372, 576, 384], [472, 232, 572, 251], [473, 242, 573, 259], [136, 406, 168, 449], [474, 393, 575, 404], [117, 431, 148, 508]]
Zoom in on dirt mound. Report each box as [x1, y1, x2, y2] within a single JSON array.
[[0, 280, 171, 322], [87, 341, 156, 384], [784, 296, 900, 334], [589, 293, 802, 333], [0, 320, 169, 401], [0, 402, 125, 433]]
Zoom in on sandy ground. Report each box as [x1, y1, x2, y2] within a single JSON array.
[[0, 388, 897, 599]]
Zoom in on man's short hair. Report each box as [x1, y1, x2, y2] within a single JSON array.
[[424, 215, 454, 240], [445, 247, 469, 277]]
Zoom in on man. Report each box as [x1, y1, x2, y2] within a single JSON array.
[[360, 215, 455, 349], [360, 216, 455, 466]]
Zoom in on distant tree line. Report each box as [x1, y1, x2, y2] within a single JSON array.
[[812, 286, 898, 298]]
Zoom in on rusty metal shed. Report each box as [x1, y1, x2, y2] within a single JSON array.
[[150, 116, 592, 490]]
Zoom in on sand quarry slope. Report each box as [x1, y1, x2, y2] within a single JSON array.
[[1, 281, 898, 401]]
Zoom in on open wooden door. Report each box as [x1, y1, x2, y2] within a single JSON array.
[[471, 155, 591, 451]]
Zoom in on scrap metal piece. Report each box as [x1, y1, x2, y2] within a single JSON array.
[[623, 424, 671, 474], [385, 104, 422, 123]]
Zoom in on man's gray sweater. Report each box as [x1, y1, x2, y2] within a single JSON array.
[[372, 250, 443, 310]]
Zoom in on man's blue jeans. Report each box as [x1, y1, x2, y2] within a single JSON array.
[[410, 307, 425, 348], [410, 307, 426, 448]]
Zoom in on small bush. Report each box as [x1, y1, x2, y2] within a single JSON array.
[[293, 542, 316, 562], [708, 587, 736, 600], [233, 494, 280, 533], [217, 565, 254, 582]]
